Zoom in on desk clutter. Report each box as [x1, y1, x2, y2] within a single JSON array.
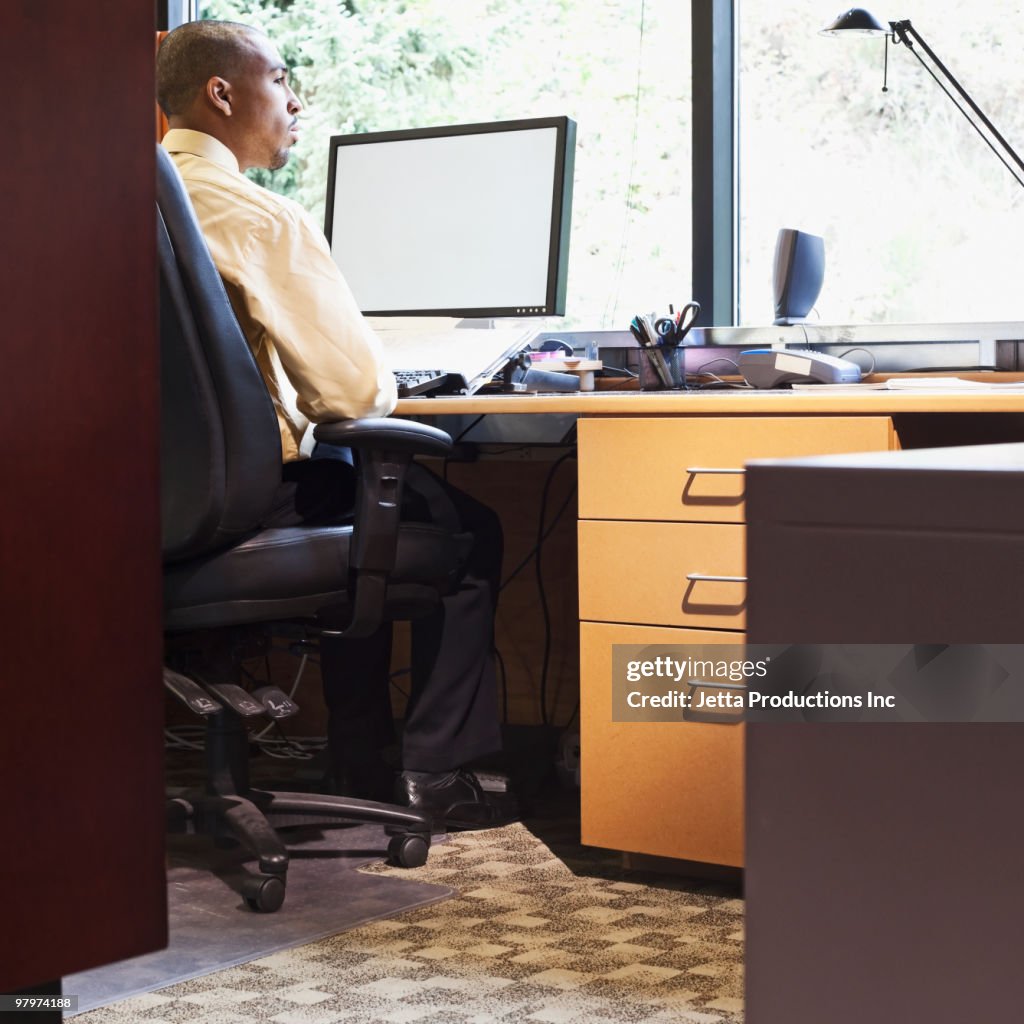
[[378, 326, 538, 397], [526, 352, 602, 390], [376, 328, 602, 396], [624, 305, 873, 391], [629, 302, 701, 390]]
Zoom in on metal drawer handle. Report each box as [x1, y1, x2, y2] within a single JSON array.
[[684, 679, 747, 723], [685, 466, 745, 475], [686, 573, 748, 583], [689, 679, 748, 690]]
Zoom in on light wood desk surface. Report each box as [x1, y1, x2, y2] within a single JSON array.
[[397, 386, 1024, 417]]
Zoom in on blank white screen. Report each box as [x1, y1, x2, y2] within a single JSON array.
[[329, 127, 558, 312]]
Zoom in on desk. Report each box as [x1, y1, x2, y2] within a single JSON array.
[[396, 389, 1024, 867]]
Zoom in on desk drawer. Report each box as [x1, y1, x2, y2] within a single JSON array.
[[579, 520, 745, 628], [580, 621, 744, 866], [578, 415, 895, 522]]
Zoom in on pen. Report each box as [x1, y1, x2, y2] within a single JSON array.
[[631, 315, 674, 388]]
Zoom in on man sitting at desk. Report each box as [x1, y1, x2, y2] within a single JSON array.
[[156, 19, 510, 829]]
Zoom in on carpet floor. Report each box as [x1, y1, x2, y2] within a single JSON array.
[[67, 824, 454, 1015], [71, 805, 744, 1024]]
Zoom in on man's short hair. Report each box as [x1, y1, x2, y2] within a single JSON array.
[[156, 20, 263, 117]]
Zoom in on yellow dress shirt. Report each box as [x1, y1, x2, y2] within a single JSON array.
[[161, 129, 397, 463]]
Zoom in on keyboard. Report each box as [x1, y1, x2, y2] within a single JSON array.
[[393, 368, 449, 397], [377, 326, 538, 396]]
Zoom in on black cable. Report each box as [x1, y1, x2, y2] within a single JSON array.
[[480, 445, 533, 456], [271, 718, 304, 754], [495, 645, 509, 725], [239, 663, 263, 687], [534, 450, 578, 726], [686, 355, 754, 390], [692, 356, 741, 375], [443, 413, 488, 481], [453, 414, 486, 444], [499, 480, 578, 591], [387, 666, 410, 700], [562, 699, 580, 730]]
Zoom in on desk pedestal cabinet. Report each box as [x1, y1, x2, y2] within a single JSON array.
[[744, 442, 1024, 1023], [576, 415, 896, 865], [396, 392, 1024, 869]]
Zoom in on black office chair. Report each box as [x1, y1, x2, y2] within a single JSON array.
[[157, 144, 461, 912]]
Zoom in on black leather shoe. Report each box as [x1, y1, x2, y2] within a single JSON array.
[[396, 769, 519, 832]]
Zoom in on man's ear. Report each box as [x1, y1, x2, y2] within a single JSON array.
[[205, 76, 233, 117]]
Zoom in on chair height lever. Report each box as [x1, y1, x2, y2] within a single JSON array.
[[251, 686, 300, 720], [202, 683, 266, 717], [163, 667, 222, 716]]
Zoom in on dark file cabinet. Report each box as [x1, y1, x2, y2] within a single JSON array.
[[744, 442, 1024, 1024]]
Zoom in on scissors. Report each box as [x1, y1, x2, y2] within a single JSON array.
[[654, 301, 701, 347]]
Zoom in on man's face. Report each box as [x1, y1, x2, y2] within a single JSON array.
[[229, 34, 302, 171]]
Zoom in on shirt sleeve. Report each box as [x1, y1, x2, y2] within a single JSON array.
[[233, 200, 397, 423]]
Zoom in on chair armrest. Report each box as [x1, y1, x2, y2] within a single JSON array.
[[313, 417, 452, 457], [313, 417, 454, 639]]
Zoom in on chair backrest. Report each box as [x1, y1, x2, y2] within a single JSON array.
[[157, 144, 283, 563]]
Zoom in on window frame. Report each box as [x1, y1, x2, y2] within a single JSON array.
[[168, 1, 1024, 344], [692, 0, 737, 328]]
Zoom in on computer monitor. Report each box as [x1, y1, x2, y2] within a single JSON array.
[[324, 116, 576, 318]]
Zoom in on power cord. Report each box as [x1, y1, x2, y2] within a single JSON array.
[[165, 639, 329, 761], [793, 332, 878, 377], [562, 699, 580, 730], [387, 665, 410, 701], [441, 413, 488, 480], [532, 450, 578, 727], [838, 347, 877, 376], [688, 356, 753, 390], [495, 645, 509, 725], [499, 480, 578, 591], [245, 647, 319, 756]]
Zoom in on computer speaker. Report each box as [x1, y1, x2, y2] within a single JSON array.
[[772, 228, 825, 325]]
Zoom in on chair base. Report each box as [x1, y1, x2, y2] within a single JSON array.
[[166, 709, 430, 912]]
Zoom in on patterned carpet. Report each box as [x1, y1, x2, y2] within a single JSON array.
[[74, 809, 744, 1024]]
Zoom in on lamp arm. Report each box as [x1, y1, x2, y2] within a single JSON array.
[[890, 19, 1024, 188]]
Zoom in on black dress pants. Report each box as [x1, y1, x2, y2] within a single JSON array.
[[264, 452, 503, 779]]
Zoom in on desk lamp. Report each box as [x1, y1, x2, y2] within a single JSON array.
[[821, 8, 1024, 191]]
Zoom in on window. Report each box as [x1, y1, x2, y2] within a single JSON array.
[[739, 0, 1024, 325], [196, 0, 692, 329]]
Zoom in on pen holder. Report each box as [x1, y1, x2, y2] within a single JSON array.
[[639, 345, 683, 390]]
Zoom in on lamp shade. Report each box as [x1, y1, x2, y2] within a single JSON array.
[[820, 7, 890, 35]]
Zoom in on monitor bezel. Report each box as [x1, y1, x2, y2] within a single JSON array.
[[323, 116, 575, 318]]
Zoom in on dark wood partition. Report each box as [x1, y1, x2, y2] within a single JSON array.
[[0, 0, 166, 992]]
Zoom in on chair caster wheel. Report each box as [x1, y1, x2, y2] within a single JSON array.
[[388, 833, 429, 868], [242, 874, 286, 913]]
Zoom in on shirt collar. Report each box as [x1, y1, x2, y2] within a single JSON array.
[[161, 129, 241, 175]]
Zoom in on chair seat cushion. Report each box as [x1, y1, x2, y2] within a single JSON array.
[[164, 523, 463, 630]]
